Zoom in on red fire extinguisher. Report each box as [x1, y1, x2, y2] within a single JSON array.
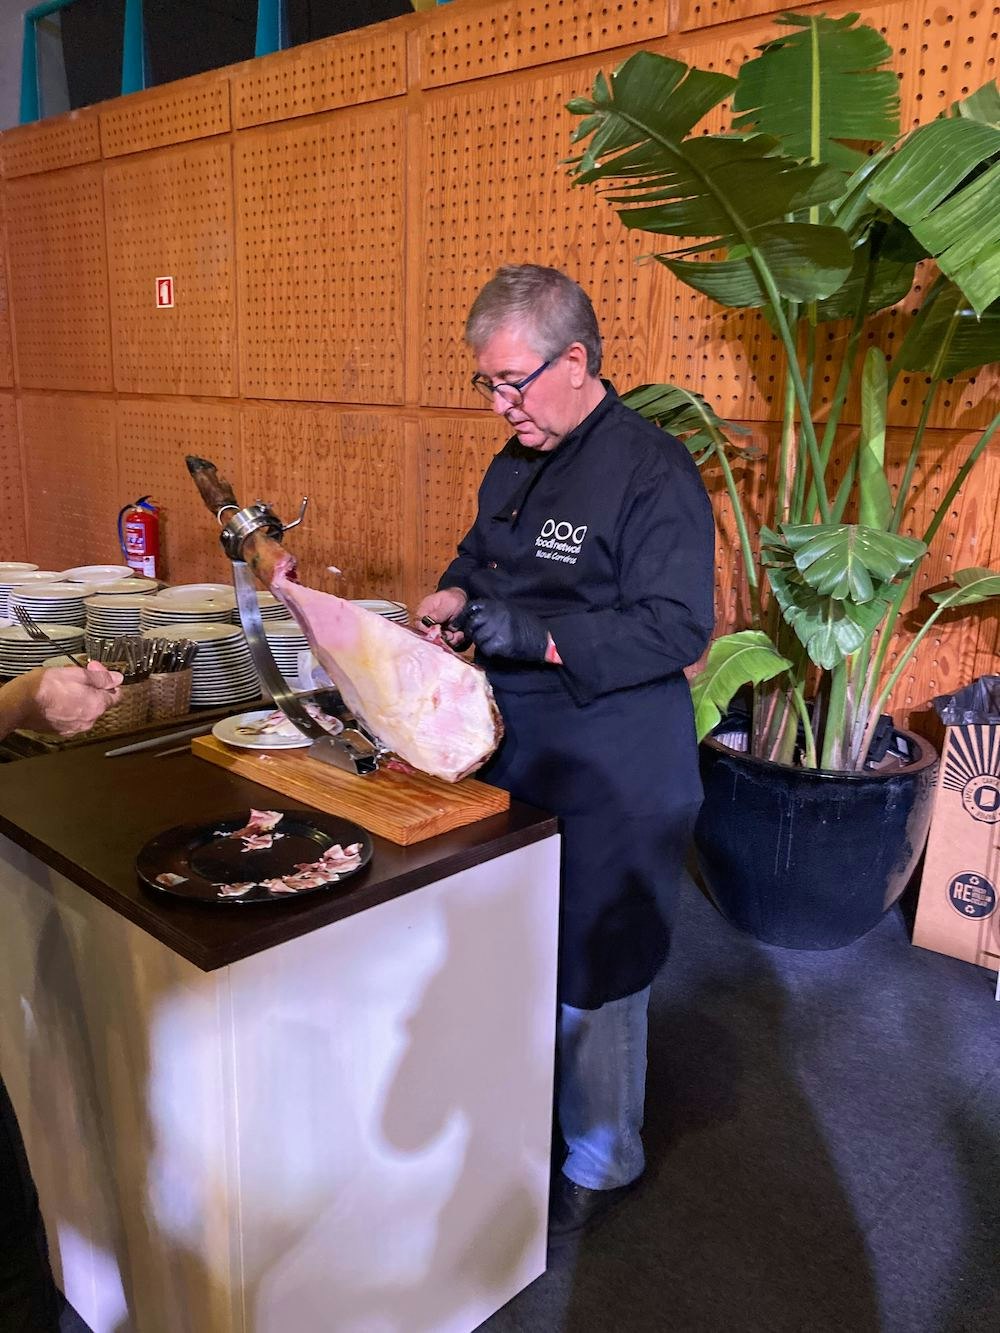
[[118, 496, 161, 580]]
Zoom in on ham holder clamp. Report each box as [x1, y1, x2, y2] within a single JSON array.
[[186, 464, 381, 775], [185, 456, 503, 785]]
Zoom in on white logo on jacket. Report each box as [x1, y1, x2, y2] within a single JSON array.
[[535, 518, 588, 564]]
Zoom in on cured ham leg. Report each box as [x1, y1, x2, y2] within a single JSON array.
[[185, 457, 503, 783]]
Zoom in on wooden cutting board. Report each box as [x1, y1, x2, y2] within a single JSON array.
[[191, 734, 510, 845]]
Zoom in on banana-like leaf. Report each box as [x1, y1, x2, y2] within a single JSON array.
[[813, 231, 917, 322], [859, 349, 892, 529], [662, 221, 852, 306], [732, 13, 899, 171], [867, 102, 1000, 315], [621, 383, 751, 459], [567, 52, 736, 166], [928, 567, 1000, 608], [782, 523, 927, 601], [566, 53, 850, 303], [952, 80, 1000, 126], [690, 630, 792, 740], [897, 284, 1000, 379], [765, 545, 894, 668]]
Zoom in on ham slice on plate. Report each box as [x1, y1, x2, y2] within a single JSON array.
[[270, 557, 501, 783]]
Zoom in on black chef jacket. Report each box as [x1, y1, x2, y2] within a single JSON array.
[[439, 383, 715, 1008]]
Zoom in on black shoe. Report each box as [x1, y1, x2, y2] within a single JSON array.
[[548, 1171, 643, 1240]]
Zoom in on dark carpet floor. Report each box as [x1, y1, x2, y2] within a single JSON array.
[[482, 876, 1000, 1333]]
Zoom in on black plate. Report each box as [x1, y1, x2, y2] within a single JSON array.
[[137, 809, 373, 905]]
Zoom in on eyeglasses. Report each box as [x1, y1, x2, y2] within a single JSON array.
[[470, 359, 551, 408]]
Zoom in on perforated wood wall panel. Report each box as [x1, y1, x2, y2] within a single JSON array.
[[0, 0, 995, 727], [416, 415, 507, 599], [666, 0, 1000, 431], [236, 108, 405, 403], [20, 394, 119, 571], [99, 74, 230, 158], [232, 27, 407, 128], [117, 401, 241, 585], [5, 166, 112, 391], [0, 394, 27, 562], [420, 65, 651, 407], [419, 0, 670, 87], [0, 214, 13, 389], [0, 112, 101, 179], [106, 141, 236, 396], [242, 404, 408, 600]]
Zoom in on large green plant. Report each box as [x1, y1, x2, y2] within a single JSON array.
[[566, 12, 1000, 771]]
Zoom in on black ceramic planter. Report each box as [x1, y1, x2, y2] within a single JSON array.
[[693, 729, 939, 949]]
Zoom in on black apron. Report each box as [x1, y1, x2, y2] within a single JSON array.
[[482, 673, 703, 1009]]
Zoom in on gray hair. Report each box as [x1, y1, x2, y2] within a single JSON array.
[[465, 265, 602, 376]]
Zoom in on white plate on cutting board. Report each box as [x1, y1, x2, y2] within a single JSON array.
[[213, 709, 321, 750]]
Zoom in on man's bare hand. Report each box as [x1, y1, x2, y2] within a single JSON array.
[[8, 662, 124, 737]]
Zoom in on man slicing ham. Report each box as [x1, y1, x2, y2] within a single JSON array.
[[415, 265, 715, 1241]]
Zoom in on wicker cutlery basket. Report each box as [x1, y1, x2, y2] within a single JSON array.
[[83, 677, 151, 739], [148, 668, 193, 723]]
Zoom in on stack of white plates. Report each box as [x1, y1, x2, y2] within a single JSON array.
[[157, 583, 233, 602], [252, 590, 293, 622], [140, 590, 238, 630], [351, 599, 409, 625], [0, 624, 85, 676], [0, 571, 62, 619], [85, 594, 156, 638], [93, 577, 159, 596], [0, 562, 39, 578], [263, 620, 309, 677], [61, 564, 134, 585], [10, 582, 93, 626], [143, 623, 259, 707]]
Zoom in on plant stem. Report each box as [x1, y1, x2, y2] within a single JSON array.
[[791, 684, 818, 769], [713, 438, 763, 629], [856, 607, 946, 765], [777, 360, 796, 526], [820, 658, 849, 769], [809, 236, 880, 519], [758, 281, 831, 522], [889, 383, 939, 533], [864, 410, 1000, 723]]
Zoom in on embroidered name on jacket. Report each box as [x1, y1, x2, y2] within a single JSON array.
[[535, 518, 589, 564]]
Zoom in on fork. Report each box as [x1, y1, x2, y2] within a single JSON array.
[[13, 602, 88, 668], [12, 602, 49, 642]]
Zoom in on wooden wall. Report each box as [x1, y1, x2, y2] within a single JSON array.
[[0, 0, 997, 724]]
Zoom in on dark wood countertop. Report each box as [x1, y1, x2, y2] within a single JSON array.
[[0, 741, 557, 973]]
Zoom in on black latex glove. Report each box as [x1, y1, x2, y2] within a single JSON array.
[[451, 599, 549, 662]]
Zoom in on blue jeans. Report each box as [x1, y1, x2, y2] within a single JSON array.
[[557, 985, 651, 1190]]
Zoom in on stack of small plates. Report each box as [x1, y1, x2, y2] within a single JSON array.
[[143, 623, 260, 707], [351, 599, 409, 625], [10, 582, 93, 626], [0, 571, 62, 619], [94, 577, 159, 596], [0, 562, 38, 579], [61, 564, 134, 585], [251, 591, 293, 622], [0, 624, 86, 676], [264, 620, 310, 677], [85, 594, 156, 638], [140, 590, 238, 631], [157, 583, 233, 602]]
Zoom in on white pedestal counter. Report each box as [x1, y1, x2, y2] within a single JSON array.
[[0, 744, 560, 1333]]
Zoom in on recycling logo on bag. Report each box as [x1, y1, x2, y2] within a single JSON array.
[[947, 872, 997, 919]]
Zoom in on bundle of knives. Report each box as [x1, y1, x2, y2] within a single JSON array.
[[85, 634, 199, 683]]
